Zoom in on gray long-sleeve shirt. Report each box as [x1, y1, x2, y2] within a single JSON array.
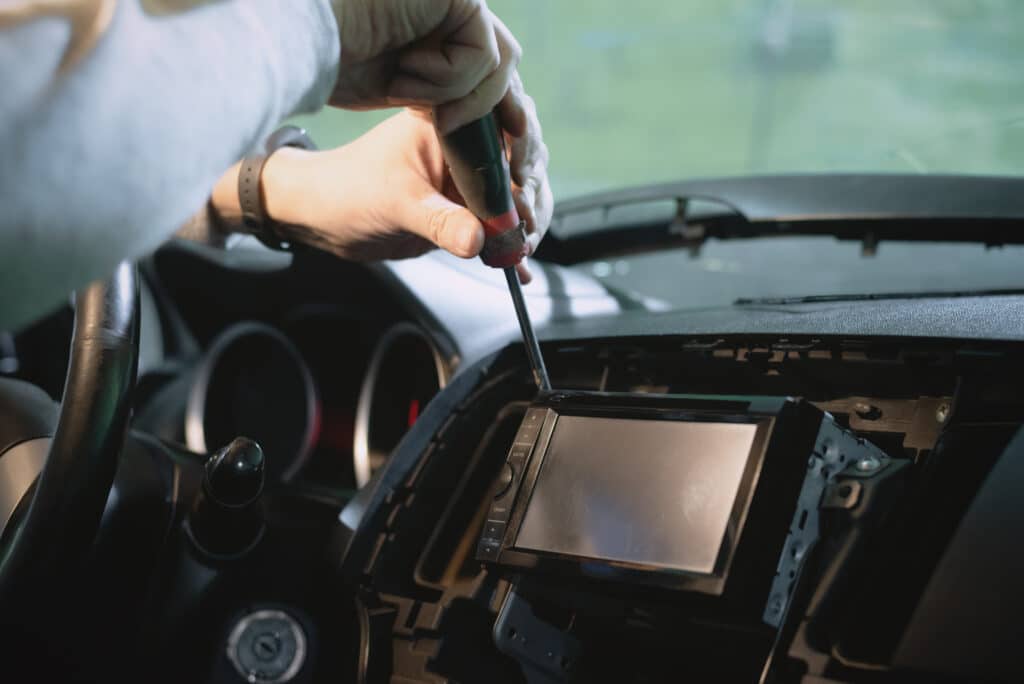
[[0, 0, 340, 331]]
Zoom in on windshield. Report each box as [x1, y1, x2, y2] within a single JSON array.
[[293, 1, 1024, 308], [297, 1, 1023, 196]]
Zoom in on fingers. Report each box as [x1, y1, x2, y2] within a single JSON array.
[[399, 192, 485, 259], [337, 0, 482, 63], [504, 77, 553, 259], [495, 56, 528, 137], [526, 174, 554, 253], [390, 9, 522, 134], [434, 14, 523, 134], [515, 258, 533, 285], [393, 4, 500, 103], [496, 90, 527, 138]]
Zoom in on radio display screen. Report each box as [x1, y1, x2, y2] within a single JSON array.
[[513, 415, 759, 575]]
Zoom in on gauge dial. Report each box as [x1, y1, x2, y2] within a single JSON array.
[[353, 324, 448, 488], [186, 323, 318, 483]]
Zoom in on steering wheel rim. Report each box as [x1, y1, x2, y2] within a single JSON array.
[[0, 262, 139, 601]]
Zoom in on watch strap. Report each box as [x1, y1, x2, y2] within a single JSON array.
[[238, 125, 317, 250]]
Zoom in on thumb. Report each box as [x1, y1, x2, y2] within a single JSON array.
[[403, 193, 485, 259]]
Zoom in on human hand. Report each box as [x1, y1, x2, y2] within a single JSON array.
[[328, 0, 524, 134], [212, 104, 552, 281]]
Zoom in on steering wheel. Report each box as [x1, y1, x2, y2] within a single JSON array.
[[0, 262, 138, 603]]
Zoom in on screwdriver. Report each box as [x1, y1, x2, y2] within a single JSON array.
[[440, 113, 552, 392]]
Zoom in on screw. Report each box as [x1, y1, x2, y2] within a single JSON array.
[[823, 440, 841, 463], [767, 594, 785, 617], [855, 456, 881, 473], [936, 403, 950, 423], [854, 402, 883, 420], [252, 633, 281, 661]]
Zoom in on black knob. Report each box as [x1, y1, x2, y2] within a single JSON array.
[[494, 463, 515, 499], [188, 437, 266, 559], [205, 437, 265, 507]]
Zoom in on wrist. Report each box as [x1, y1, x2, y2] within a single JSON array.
[[210, 162, 244, 229], [208, 147, 314, 234], [260, 146, 315, 229]]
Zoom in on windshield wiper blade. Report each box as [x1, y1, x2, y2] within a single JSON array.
[[735, 288, 1024, 306]]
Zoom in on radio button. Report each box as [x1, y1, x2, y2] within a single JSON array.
[[489, 502, 511, 520], [509, 444, 527, 457], [483, 520, 506, 541], [508, 452, 526, 473], [508, 444, 531, 463], [514, 409, 545, 444], [524, 408, 545, 424], [477, 537, 501, 561], [514, 425, 540, 445]]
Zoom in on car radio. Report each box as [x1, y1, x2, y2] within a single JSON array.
[[477, 391, 889, 621]]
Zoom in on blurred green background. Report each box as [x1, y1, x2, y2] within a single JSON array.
[[294, 0, 1024, 201]]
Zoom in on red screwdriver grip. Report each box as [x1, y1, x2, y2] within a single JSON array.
[[480, 209, 527, 268]]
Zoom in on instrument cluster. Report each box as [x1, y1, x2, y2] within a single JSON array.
[[186, 315, 447, 492]]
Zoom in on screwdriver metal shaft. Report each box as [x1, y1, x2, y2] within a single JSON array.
[[438, 113, 551, 392], [504, 266, 551, 392]]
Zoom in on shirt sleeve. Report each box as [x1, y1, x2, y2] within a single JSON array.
[[0, 0, 340, 331]]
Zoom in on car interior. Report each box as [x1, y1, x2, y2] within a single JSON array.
[[2, 174, 1024, 683], [3, 2, 1024, 683]]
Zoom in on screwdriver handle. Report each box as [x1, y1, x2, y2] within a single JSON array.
[[440, 113, 527, 268]]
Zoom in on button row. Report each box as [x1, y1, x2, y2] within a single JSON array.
[[478, 409, 545, 562], [513, 408, 546, 445], [477, 518, 506, 561]]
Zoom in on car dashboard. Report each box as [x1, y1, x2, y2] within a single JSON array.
[[333, 319, 1024, 683], [5, 232, 1024, 684]]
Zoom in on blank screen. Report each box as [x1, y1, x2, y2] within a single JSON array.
[[514, 416, 758, 574]]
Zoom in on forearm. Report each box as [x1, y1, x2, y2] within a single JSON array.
[[0, 0, 340, 331]]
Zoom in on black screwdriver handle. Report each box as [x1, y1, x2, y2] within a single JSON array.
[[440, 113, 527, 268]]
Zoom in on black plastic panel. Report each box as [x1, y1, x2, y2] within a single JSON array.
[[554, 175, 1024, 224], [893, 427, 1024, 681]]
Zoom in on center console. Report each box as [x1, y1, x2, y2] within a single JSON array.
[[333, 333, 1024, 683], [334, 348, 944, 683]]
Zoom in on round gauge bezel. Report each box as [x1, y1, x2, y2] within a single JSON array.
[[185, 322, 318, 483], [352, 323, 449, 489]]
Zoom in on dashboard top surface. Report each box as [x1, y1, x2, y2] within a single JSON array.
[[537, 293, 1024, 344], [150, 240, 1024, 386]]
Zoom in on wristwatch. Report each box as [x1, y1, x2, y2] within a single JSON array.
[[238, 125, 317, 251]]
